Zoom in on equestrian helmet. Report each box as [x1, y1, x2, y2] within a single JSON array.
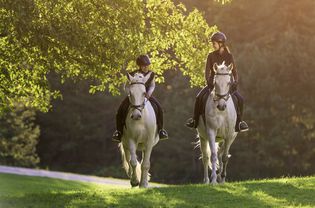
[[210, 31, 227, 43], [136, 55, 151, 66]]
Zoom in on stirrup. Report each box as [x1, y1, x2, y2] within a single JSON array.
[[238, 121, 249, 132], [159, 129, 168, 140], [185, 118, 196, 128], [112, 130, 122, 142]]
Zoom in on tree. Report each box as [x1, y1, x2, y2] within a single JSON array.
[[0, 103, 40, 167], [0, 0, 217, 113]]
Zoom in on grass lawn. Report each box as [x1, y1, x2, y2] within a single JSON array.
[[0, 173, 314, 208]]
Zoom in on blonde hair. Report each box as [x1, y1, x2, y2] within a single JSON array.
[[224, 45, 231, 54]]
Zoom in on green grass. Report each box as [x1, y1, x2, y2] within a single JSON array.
[[0, 173, 315, 208]]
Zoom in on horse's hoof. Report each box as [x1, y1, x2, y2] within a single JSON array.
[[210, 177, 218, 185], [210, 181, 218, 185], [130, 180, 139, 187], [203, 178, 210, 184]]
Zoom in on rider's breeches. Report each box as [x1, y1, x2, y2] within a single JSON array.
[[149, 96, 164, 131], [116, 97, 130, 133], [193, 86, 211, 126], [115, 96, 164, 133], [232, 91, 244, 121]]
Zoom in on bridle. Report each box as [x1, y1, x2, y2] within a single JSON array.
[[128, 82, 147, 112], [213, 72, 232, 102]]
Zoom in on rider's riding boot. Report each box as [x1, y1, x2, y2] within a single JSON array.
[[112, 130, 122, 142], [236, 121, 249, 132], [185, 118, 196, 129], [159, 129, 168, 140]]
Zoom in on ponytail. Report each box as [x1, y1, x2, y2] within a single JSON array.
[[224, 45, 231, 54]]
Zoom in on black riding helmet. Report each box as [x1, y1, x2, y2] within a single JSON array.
[[210, 31, 227, 43], [136, 55, 151, 66]]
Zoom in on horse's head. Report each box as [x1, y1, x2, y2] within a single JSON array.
[[213, 61, 233, 111], [126, 72, 151, 120]]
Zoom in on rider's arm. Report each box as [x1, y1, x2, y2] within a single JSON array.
[[205, 54, 214, 87], [146, 75, 155, 98]]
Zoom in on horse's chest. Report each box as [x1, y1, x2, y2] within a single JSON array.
[[206, 112, 224, 127]]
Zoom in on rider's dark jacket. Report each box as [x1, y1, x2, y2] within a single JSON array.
[[205, 49, 238, 87]]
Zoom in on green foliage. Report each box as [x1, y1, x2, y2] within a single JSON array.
[[36, 74, 125, 177], [0, 104, 40, 167], [0, 0, 215, 113], [1, 173, 315, 208]]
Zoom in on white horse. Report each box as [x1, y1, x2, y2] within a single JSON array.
[[119, 72, 159, 188], [197, 62, 238, 184]]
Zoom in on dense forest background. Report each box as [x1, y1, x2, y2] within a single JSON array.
[[1, 0, 315, 184]]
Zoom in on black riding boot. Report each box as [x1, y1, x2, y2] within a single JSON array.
[[112, 97, 130, 142], [186, 86, 210, 129], [233, 91, 249, 132], [150, 97, 168, 140]]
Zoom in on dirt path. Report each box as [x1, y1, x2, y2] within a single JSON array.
[[0, 165, 130, 187]]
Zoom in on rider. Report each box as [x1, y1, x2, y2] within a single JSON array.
[[185, 31, 249, 132], [112, 55, 169, 142]]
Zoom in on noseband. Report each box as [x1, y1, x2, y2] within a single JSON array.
[[128, 82, 147, 112], [213, 72, 232, 102]]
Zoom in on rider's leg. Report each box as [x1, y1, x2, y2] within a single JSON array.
[[149, 96, 168, 140], [112, 97, 130, 142], [186, 86, 210, 128], [233, 91, 249, 132]]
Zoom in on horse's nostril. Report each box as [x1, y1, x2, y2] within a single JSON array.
[[217, 105, 226, 111]]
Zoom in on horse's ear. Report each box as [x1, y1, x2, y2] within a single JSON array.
[[213, 63, 218, 73], [227, 63, 233, 73], [143, 71, 152, 83], [127, 73, 133, 81]]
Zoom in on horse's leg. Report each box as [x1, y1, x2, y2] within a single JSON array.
[[206, 129, 217, 185], [220, 140, 233, 184], [216, 142, 224, 183], [200, 138, 210, 184], [123, 146, 132, 177], [139, 145, 153, 188], [129, 141, 140, 187]]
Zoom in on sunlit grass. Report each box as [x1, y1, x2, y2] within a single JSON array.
[[0, 173, 314, 208]]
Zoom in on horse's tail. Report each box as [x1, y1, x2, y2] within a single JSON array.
[[119, 143, 141, 180], [119, 143, 130, 177]]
